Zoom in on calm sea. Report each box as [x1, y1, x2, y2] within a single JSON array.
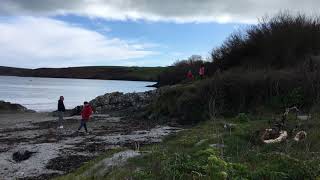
[[0, 76, 155, 112]]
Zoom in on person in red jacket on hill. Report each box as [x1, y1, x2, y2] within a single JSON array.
[[78, 101, 93, 133], [187, 70, 194, 80]]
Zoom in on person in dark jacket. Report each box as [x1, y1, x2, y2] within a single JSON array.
[[57, 96, 65, 129], [77, 101, 93, 134]]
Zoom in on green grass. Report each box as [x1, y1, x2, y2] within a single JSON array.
[[125, 67, 166, 81], [105, 114, 320, 179]]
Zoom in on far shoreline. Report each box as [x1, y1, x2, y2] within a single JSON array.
[[0, 74, 158, 84], [0, 65, 167, 82]]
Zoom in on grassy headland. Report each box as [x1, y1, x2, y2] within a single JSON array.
[[0, 66, 167, 82]]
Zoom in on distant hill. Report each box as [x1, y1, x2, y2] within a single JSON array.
[[0, 66, 167, 82]]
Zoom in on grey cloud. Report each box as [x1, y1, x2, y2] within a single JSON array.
[[0, 0, 320, 23]]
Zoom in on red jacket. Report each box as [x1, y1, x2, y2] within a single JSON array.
[[187, 71, 194, 79], [199, 67, 205, 76], [81, 105, 93, 121]]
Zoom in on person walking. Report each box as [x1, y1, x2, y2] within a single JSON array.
[[78, 101, 93, 134], [187, 70, 194, 80], [199, 64, 205, 79], [57, 96, 65, 129]]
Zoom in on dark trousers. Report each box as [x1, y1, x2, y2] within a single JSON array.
[[78, 120, 88, 132]]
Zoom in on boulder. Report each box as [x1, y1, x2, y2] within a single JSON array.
[[87, 90, 157, 114]]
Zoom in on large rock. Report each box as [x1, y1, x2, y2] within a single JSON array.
[[0, 100, 35, 113], [90, 90, 157, 113]]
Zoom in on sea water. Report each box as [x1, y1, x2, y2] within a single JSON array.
[[0, 76, 155, 112]]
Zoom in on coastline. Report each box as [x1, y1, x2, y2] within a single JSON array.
[[0, 66, 167, 82], [0, 90, 173, 179]]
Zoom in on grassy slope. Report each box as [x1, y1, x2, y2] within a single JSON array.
[[57, 113, 320, 179]]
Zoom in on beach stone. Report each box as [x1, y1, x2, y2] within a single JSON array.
[[12, 150, 36, 162]]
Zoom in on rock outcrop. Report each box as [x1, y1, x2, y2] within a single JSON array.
[[88, 90, 157, 114], [0, 100, 34, 113]]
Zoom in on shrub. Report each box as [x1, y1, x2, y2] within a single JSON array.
[[159, 148, 249, 179], [211, 12, 320, 70], [151, 68, 320, 124], [252, 153, 316, 179], [157, 56, 218, 86], [235, 113, 249, 123]]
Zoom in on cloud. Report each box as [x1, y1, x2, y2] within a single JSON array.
[[0, 0, 319, 23], [0, 17, 155, 68]]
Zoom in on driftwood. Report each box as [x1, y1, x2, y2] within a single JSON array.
[[261, 107, 308, 144], [261, 129, 288, 144]]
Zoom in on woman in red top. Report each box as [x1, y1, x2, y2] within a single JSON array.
[[78, 101, 93, 133], [187, 70, 194, 80], [199, 64, 205, 79]]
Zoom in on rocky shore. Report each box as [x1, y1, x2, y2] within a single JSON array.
[[90, 90, 157, 113], [0, 90, 180, 179], [0, 100, 35, 113]]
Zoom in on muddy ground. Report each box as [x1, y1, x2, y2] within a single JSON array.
[[0, 113, 180, 179]]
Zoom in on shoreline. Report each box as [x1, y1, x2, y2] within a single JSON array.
[[0, 66, 166, 82], [0, 74, 158, 83], [0, 90, 178, 179]]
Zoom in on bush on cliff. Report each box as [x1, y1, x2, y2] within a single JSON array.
[[151, 67, 320, 124], [156, 56, 218, 87], [212, 12, 320, 70]]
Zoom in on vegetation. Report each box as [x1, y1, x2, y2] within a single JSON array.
[[0, 66, 167, 82], [156, 56, 218, 87], [212, 12, 320, 70], [157, 12, 320, 87], [150, 68, 320, 124], [150, 13, 320, 124], [61, 113, 320, 179]]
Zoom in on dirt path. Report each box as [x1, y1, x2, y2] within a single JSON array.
[[0, 113, 180, 179]]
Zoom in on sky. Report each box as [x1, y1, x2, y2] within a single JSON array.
[[0, 0, 319, 68]]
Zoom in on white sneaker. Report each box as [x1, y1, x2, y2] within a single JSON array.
[[59, 125, 64, 129]]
